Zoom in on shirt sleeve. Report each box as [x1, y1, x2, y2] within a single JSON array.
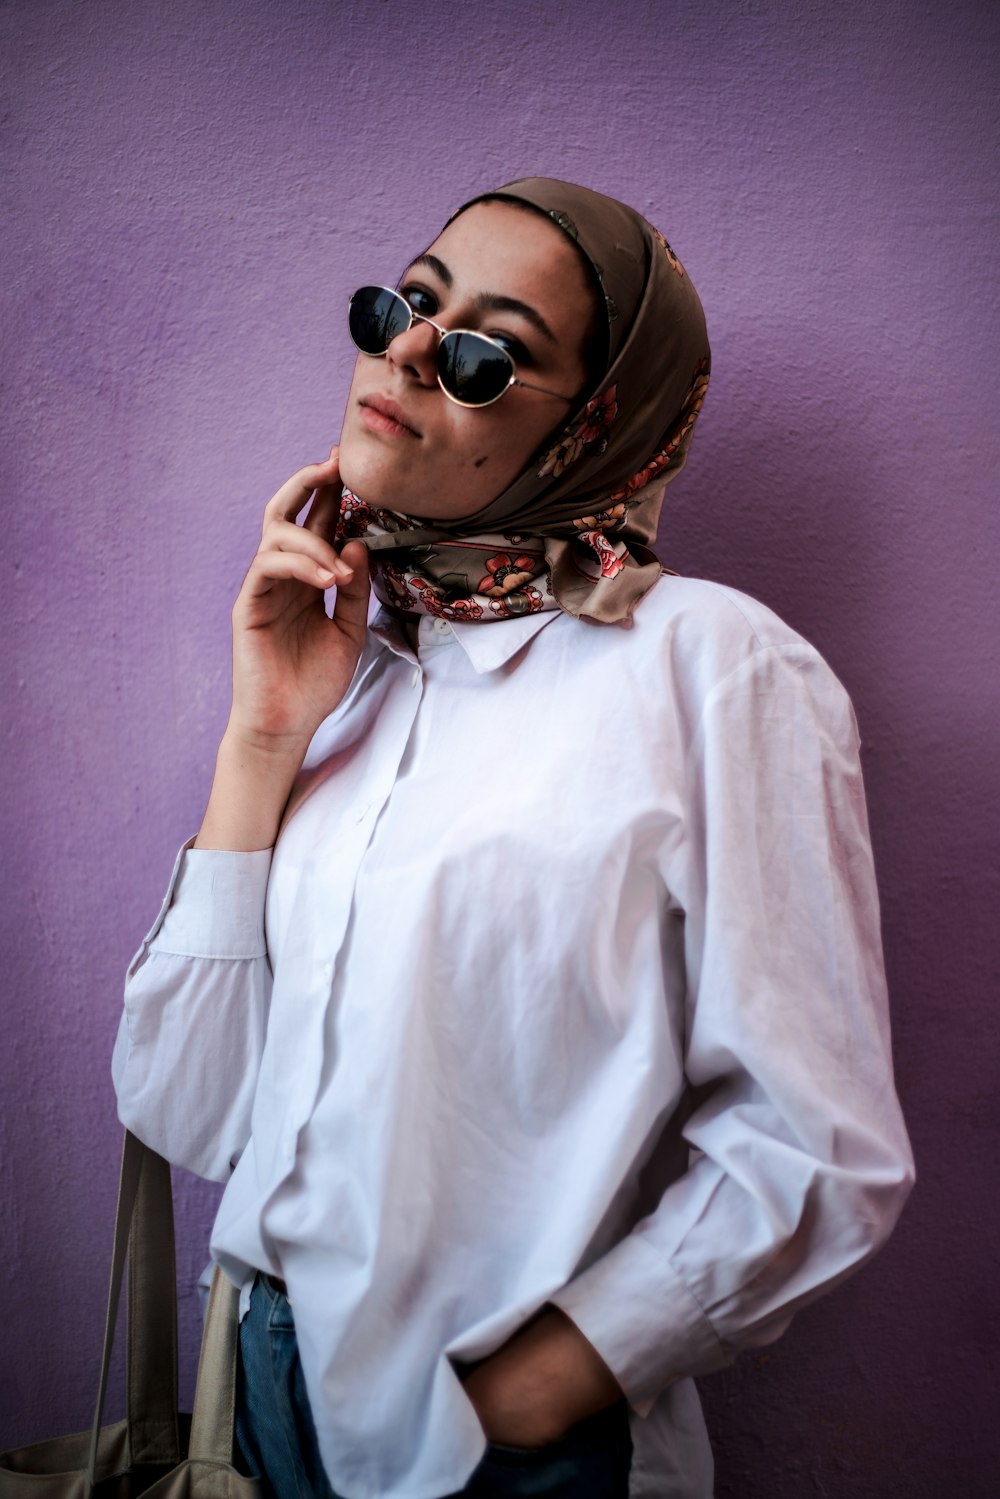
[[111, 838, 274, 1182], [550, 642, 915, 1415]]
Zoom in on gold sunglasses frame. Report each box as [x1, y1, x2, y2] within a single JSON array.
[[348, 285, 575, 409]]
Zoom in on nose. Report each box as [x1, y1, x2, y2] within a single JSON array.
[[386, 314, 440, 387]]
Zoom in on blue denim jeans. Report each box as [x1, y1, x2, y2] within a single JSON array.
[[235, 1274, 633, 1499]]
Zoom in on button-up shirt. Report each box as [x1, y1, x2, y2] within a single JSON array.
[[113, 577, 914, 1499]]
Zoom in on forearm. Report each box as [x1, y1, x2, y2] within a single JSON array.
[[195, 726, 311, 851], [461, 1306, 624, 1447]]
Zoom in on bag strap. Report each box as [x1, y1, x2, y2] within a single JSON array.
[[128, 1136, 182, 1461], [187, 1265, 241, 1463], [87, 1131, 182, 1484]]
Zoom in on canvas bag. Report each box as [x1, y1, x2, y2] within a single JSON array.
[[0, 1131, 260, 1497]]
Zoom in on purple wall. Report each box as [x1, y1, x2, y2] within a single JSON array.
[[2, 1, 997, 1492]]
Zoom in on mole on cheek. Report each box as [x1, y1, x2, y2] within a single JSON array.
[[473, 456, 489, 469]]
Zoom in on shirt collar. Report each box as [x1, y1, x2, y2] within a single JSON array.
[[370, 604, 559, 674]]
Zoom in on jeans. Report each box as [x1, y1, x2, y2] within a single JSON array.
[[235, 1274, 633, 1499]]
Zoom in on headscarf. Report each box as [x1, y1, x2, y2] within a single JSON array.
[[336, 177, 710, 625]]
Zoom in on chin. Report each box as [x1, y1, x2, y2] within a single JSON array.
[[338, 440, 395, 507]]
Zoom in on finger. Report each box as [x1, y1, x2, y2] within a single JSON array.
[[304, 445, 343, 537], [302, 479, 344, 542], [262, 449, 342, 530], [244, 547, 347, 597], [261, 517, 351, 578], [331, 541, 371, 640], [301, 480, 343, 541]]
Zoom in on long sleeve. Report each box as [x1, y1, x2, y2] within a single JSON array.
[[551, 641, 915, 1414], [112, 838, 274, 1181], [106, 586, 916, 1497]]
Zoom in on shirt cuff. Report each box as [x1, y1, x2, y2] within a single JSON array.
[[549, 1231, 729, 1418], [136, 838, 273, 962]]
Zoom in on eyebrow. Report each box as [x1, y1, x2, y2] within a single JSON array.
[[406, 253, 558, 344]]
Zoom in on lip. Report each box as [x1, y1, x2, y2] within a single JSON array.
[[359, 394, 422, 438]]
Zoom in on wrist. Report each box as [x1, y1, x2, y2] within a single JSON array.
[[220, 718, 314, 769], [194, 726, 309, 852]]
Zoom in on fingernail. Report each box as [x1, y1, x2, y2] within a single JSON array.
[[318, 568, 336, 583]]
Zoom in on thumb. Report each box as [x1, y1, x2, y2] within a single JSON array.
[[332, 540, 371, 640]]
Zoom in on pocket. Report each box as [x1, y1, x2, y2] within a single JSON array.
[[481, 1402, 632, 1485], [484, 1431, 573, 1464], [257, 1270, 297, 1332]]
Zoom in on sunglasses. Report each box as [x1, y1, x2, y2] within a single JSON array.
[[348, 285, 576, 409]]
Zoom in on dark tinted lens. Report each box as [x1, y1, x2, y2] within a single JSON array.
[[349, 287, 412, 355], [437, 332, 513, 406]]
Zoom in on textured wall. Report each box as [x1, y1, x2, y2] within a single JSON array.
[[2, 1, 997, 1493]]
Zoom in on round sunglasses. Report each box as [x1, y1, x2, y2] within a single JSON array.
[[348, 285, 576, 409]]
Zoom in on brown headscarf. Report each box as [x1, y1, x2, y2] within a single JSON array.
[[337, 177, 710, 624]]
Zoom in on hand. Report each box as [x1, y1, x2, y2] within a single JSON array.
[[194, 448, 370, 852], [228, 446, 370, 755], [461, 1306, 624, 1450]]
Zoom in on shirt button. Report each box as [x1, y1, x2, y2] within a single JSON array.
[[434, 618, 450, 635]]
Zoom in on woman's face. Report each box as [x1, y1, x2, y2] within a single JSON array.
[[337, 200, 598, 522]]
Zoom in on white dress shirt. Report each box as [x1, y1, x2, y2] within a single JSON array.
[[113, 576, 914, 1499]]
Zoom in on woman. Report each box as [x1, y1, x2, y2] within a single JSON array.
[[113, 178, 914, 1499]]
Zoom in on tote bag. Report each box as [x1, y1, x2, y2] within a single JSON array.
[[0, 1131, 260, 1497]]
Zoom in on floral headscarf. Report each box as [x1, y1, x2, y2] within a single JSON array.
[[337, 177, 710, 625]]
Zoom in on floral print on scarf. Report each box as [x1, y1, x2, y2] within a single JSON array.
[[652, 227, 685, 277], [610, 360, 710, 503], [487, 585, 545, 619], [576, 531, 627, 580], [570, 502, 628, 534], [338, 490, 558, 622], [537, 385, 619, 480], [408, 576, 485, 621], [477, 552, 539, 598], [337, 491, 417, 540]]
